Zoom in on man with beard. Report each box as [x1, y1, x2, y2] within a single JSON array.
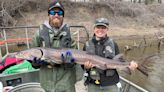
[[31, 1, 78, 92]]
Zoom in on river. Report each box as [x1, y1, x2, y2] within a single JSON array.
[[117, 38, 164, 92]]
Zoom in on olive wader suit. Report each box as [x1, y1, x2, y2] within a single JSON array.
[[83, 35, 121, 92], [32, 21, 82, 92]]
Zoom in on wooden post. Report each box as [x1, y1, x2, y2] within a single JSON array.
[[0, 47, 2, 59], [25, 28, 30, 49], [3, 29, 9, 54]]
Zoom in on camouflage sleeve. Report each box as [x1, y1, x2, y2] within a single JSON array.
[[31, 30, 42, 47], [30, 30, 43, 68]]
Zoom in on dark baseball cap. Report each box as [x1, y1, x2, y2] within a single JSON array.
[[48, 1, 64, 12], [94, 18, 109, 28]]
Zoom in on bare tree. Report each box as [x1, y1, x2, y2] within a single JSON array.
[[133, 0, 137, 3], [138, 0, 142, 3], [145, 0, 155, 5], [158, 0, 162, 3], [0, 0, 27, 27]]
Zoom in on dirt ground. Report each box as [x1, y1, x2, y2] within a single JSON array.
[[16, 11, 164, 38], [1, 0, 164, 39]]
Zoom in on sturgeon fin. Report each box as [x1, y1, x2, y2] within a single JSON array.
[[113, 54, 124, 62], [137, 66, 149, 76]]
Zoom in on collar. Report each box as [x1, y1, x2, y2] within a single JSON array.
[[43, 20, 65, 33], [92, 34, 108, 45]]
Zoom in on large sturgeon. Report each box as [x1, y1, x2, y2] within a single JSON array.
[[5, 47, 148, 76]]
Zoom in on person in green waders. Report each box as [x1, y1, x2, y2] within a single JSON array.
[[31, 1, 82, 92], [83, 18, 138, 92]]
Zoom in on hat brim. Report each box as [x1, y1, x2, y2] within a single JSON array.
[[94, 23, 108, 28], [49, 6, 64, 11]]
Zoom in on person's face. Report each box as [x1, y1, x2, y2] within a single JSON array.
[[49, 8, 64, 28], [94, 25, 108, 38]]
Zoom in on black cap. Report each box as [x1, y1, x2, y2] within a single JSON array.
[[49, 1, 64, 11], [48, 1, 65, 15], [94, 18, 109, 28]]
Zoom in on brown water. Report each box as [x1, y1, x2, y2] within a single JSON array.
[[117, 39, 164, 92]]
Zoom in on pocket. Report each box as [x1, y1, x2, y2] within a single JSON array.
[[90, 70, 100, 80], [106, 69, 115, 76], [41, 81, 53, 92], [39, 67, 54, 91]]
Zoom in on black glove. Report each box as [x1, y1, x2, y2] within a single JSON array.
[[31, 57, 48, 69], [61, 51, 75, 63]]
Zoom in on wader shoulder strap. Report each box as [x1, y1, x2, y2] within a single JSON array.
[[58, 24, 70, 37], [39, 24, 51, 47], [61, 24, 70, 33], [58, 24, 72, 48], [104, 38, 116, 58]]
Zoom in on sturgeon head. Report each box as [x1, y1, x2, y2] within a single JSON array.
[[15, 48, 43, 61]]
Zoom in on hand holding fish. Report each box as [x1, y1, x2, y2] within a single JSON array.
[[84, 61, 94, 69], [128, 61, 138, 70]]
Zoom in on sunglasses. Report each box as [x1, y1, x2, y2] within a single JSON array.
[[49, 10, 64, 16]]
